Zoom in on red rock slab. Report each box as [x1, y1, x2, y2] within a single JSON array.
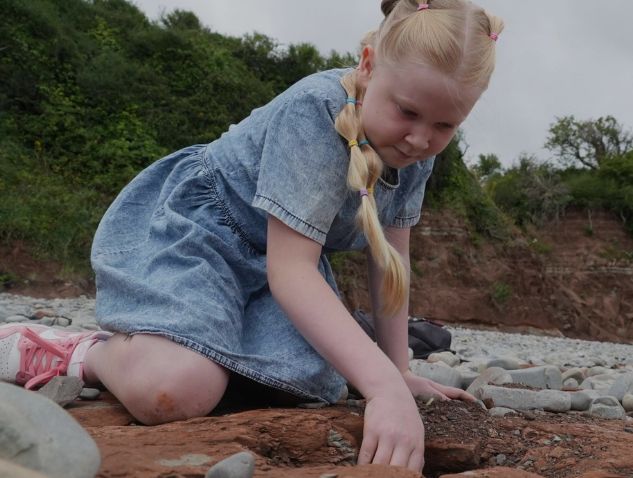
[[439, 467, 545, 477], [67, 394, 633, 478]]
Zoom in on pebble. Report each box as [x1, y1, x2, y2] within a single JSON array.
[[36, 376, 84, 408], [466, 367, 512, 399], [206, 451, 255, 478], [409, 360, 462, 389], [0, 382, 101, 478], [480, 385, 571, 413], [622, 394, 633, 412], [0, 459, 48, 478], [79, 388, 102, 401], [507, 366, 562, 390], [607, 372, 633, 401], [588, 396, 626, 420]]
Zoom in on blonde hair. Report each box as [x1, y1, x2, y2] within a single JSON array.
[[334, 0, 504, 316]]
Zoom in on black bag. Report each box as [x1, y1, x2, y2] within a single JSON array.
[[352, 309, 452, 360]]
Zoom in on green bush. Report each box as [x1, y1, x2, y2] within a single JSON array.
[[426, 138, 511, 240]]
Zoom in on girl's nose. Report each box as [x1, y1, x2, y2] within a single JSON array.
[[405, 125, 430, 151]]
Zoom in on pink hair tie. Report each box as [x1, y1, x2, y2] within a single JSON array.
[[359, 188, 369, 198], [490, 32, 499, 41], [417, 3, 430, 10]]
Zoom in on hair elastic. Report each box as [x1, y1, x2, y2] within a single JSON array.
[[359, 188, 369, 198], [348, 139, 359, 148], [417, 3, 430, 11], [345, 97, 357, 105], [359, 139, 370, 147], [490, 32, 499, 41]]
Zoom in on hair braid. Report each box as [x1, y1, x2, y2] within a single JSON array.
[[334, 71, 408, 317]]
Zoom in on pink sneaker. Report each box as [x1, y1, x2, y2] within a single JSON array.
[[0, 323, 112, 389]]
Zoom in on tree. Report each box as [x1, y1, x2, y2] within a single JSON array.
[[545, 115, 633, 170], [471, 153, 502, 182], [489, 154, 571, 226]]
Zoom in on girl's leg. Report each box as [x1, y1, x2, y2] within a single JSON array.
[[84, 333, 230, 425]]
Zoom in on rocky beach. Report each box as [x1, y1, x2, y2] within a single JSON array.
[[2, 292, 633, 478]]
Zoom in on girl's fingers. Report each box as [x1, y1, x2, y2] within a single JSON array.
[[357, 434, 378, 465], [371, 440, 394, 466], [408, 448, 426, 474], [389, 444, 414, 468]]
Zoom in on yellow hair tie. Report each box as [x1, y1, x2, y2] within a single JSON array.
[[348, 139, 358, 148], [367, 187, 374, 194]]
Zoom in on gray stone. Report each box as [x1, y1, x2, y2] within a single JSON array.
[[485, 356, 524, 371], [206, 451, 255, 478], [563, 378, 579, 389], [460, 370, 480, 390], [4, 314, 29, 323], [0, 383, 100, 478], [570, 390, 602, 411], [588, 396, 626, 420], [507, 365, 562, 390], [607, 373, 633, 401], [466, 367, 512, 399], [580, 373, 617, 392], [79, 388, 101, 400], [0, 459, 49, 478], [427, 351, 460, 367], [37, 376, 84, 408], [480, 385, 571, 412], [622, 394, 633, 412], [489, 407, 517, 417], [409, 360, 462, 389], [587, 366, 610, 377], [562, 367, 586, 383]]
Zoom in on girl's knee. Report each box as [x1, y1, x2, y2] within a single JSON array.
[[105, 334, 229, 425]]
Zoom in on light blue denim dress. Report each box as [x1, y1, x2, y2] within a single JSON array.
[[91, 68, 435, 403]]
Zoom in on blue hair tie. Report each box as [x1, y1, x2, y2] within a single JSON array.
[[359, 139, 370, 146], [345, 97, 357, 105]]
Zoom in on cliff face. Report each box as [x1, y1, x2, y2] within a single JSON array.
[[1, 207, 632, 343], [337, 208, 633, 344]]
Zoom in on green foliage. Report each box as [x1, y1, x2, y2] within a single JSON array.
[[490, 281, 512, 306], [528, 238, 552, 255], [0, 0, 354, 270], [545, 115, 633, 170], [471, 153, 502, 183], [426, 137, 511, 240], [561, 151, 633, 234], [487, 155, 572, 228]]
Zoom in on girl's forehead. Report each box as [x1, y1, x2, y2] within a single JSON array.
[[376, 62, 483, 118]]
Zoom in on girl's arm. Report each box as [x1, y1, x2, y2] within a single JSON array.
[[368, 226, 475, 402], [266, 216, 425, 471], [267, 216, 409, 401]]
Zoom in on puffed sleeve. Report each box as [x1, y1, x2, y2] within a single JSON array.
[[252, 89, 350, 245]]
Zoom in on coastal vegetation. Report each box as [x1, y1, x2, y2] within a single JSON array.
[[1, 0, 631, 277]]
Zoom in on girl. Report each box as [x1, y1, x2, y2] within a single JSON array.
[[1, 0, 503, 472]]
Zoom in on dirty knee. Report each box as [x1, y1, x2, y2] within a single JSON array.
[[128, 386, 217, 425]]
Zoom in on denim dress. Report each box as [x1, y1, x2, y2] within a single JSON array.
[[91, 68, 435, 403]]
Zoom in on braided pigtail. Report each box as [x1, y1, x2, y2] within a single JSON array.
[[334, 71, 408, 317]]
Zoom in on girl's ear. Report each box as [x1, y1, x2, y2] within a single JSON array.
[[356, 45, 375, 89]]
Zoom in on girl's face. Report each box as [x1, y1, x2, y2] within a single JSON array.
[[356, 47, 483, 169]]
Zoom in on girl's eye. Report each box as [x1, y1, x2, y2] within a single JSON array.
[[437, 122, 455, 130], [397, 104, 418, 118]]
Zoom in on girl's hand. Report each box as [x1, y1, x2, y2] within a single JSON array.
[[357, 388, 425, 473], [403, 370, 476, 402]]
